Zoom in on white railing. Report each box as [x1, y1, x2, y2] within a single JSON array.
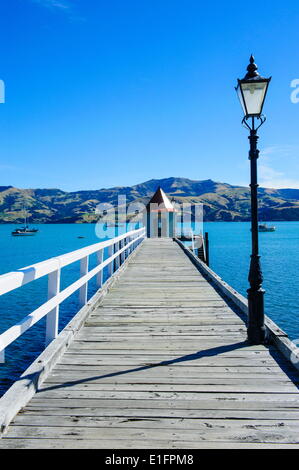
[[0, 227, 146, 362]]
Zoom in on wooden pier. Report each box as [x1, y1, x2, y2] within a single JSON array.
[[0, 237, 299, 448]]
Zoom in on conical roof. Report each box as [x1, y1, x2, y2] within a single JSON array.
[[146, 187, 175, 212]]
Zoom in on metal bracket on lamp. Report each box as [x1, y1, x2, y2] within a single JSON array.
[[241, 115, 266, 132]]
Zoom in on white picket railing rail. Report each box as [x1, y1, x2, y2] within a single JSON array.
[[0, 227, 146, 361]]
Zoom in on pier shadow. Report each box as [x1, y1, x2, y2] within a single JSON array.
[[267, 348, 299, 386], [28, 339, 298, 393]]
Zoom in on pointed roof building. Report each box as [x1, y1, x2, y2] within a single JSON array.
[[146, 187, 176, 213]]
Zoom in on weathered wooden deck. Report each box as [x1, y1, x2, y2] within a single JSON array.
[[1, 238, 299, 448]]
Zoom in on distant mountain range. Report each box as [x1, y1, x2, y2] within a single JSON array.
[[1, 177, 299, 223]]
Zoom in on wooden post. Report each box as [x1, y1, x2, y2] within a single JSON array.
[[107, 244, 113, 277], [96, 249, 104, 288], [114, 241, 120, 271], [120, 239, 125, 264], [45, 269, 61, 346], [124, 237, 127, 259], [113, 242, 116, 272], [79, 255, 89, 307], [128, 236, 132, 255]]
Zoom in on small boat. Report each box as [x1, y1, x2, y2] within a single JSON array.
[[258, 224, 275, 232], [11, 207, 39, 236], [11, 226, 38, 236]]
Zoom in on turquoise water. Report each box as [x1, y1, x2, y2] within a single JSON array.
[[0, 222, 140, 395], [0, 221, 298, 396], [177, 220, 299, 341], [205, 221, 299, 341]]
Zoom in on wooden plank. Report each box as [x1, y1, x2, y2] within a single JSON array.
[[44, 375, 297, 386], [82, 325, 246, 332], [12, 406, 299, 420], [1, 438, 298, 449], [53, 358, 285, 368], [35, 382, 298, 393], [63, 348, 281, 357], [43, 368, 299, 380], [57, 351, 293, 363], [9, 416, 299, 432], [28, 390, 299, 401], [3, 424, 299, 444], [21, 397, 299, 410]]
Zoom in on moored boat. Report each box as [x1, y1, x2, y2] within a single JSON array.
[[11, 207, 39, 236], [258, 223, 275, 232], [11, 226, 38, 236]]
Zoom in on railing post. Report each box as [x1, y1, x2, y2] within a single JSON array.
[[96, 248, 104, 288], [133, 233, 137, 250], [108, 244, 113, 277], [115, 241, 120, 271], [120, 238, 125, 264], [79, 255, 89, 307], [45, 269, 61, 346], [127, 235, 130, 254], [123, 237, 127, 260], [113, 242, 117, 272], [119, 239, 122, 265], [124, 237, 128, 259], [127, 237, 130, 255], [126, 236, 129, 257]]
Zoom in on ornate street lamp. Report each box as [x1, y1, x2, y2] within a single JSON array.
[[235, 55, 271, 344]]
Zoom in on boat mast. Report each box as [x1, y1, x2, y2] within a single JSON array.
[[23, 204, 28, 228]]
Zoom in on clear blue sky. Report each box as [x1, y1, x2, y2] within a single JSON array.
[[0, 0, 299, 191]]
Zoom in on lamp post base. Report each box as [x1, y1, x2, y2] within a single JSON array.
[[247, 287, 267, 344]]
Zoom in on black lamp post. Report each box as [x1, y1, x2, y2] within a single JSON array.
[[236, 55, 271, 344]]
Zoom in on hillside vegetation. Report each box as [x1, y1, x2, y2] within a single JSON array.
[[1, 177, 299, 223]]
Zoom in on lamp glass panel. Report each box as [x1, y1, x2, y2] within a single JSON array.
[[240, 81, 268, 116], [236, 84, 247, 115]]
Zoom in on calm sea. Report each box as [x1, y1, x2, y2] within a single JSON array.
[[0, 221, 298, 396]]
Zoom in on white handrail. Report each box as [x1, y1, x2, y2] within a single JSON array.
[[0, 228, 144, 296], [0, 227, 146, 359]]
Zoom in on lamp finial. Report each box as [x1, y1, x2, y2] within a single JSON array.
[[245, 55, 260, 79]]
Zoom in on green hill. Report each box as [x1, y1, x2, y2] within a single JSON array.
[[1, 178, 299, 223]]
